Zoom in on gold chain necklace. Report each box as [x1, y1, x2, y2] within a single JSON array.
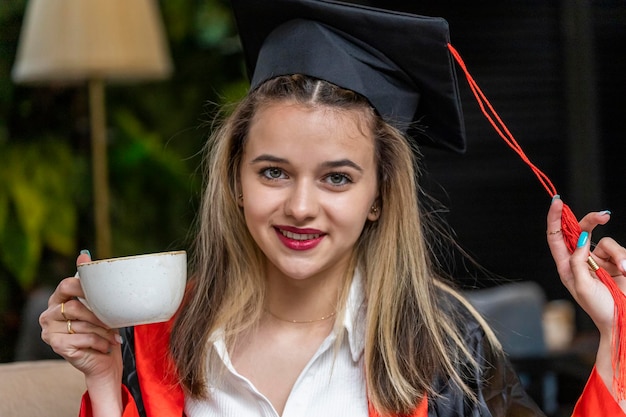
[[264, 309, 337, 324]]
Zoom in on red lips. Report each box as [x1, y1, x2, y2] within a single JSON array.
[[274, 226, 325, 251]]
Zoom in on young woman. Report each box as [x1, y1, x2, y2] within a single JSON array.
[[40, 1, 626, 416]]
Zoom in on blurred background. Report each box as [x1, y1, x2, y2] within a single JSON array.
[[0, 0, 624, 413], [1, 0, 247, 362]]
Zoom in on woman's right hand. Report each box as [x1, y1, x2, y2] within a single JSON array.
[[39, 252, 124, 416]]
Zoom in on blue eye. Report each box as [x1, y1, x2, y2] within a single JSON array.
[[325, 172, 351, 186], [262, 167, 285, 180]]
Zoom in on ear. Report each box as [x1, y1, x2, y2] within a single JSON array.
[[367, 200, 381, 221]]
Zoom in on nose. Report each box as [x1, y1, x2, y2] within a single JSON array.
[[284, 180, 319, 221]]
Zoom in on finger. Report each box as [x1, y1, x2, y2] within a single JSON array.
[[66, 320, 122, 346], [46, 328, 119, 356], [546, 196, 563, 236], [54, 298, 110, 329], [569, 232, 616, 335], [47, 277, 84, 307], [569, 231, 599, 293], [592, 237, 626, 276], [76, 249, 92, 266], [546, 198, 572, 277], [41, 316, 122, 353], [565, 233, 592, 308], [56, 298, 83, 321], [578, 210, 611, 233], [44, 251, 92, 310]]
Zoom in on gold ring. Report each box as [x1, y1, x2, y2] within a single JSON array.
[[587, 256, 600, 272], [547, 229, 562, 235], [67, 320, 76, 334], [61, 302, 69, 321]]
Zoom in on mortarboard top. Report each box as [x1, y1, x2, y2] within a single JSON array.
[[230, 0, 466, 153]]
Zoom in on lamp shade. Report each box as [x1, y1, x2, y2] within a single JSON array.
[[12, 0, 173, 84]]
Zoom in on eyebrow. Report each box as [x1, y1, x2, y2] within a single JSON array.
[[321, 159, 363, 172], [250, 154, 288, 164], [250, 154, 363, 172]]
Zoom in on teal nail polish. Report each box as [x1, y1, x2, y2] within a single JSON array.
[[551, 194, 561, 204], [577, 231, 589, 248], [80, 249, 91, 257], [599, 210, 612, 216]]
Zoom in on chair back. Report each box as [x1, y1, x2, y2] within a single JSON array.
[[0, 359, 85, 417]]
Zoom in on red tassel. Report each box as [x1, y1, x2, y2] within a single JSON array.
[[448, 43, 626, 399], [560, 203, 626, 398]]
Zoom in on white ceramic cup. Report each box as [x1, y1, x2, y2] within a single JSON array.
[[76, 251, 187, 328]]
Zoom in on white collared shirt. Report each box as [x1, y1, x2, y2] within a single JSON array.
[[184, 272, 369, 417]]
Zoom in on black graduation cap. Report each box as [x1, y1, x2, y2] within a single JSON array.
[[230, 0, 466, 153]]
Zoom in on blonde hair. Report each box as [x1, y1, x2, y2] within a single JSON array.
[[170, 75, 501, 415]]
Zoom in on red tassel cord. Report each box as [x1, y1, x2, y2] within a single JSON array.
[[447, 43, 626, 399]]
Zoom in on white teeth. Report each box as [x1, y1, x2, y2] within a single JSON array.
[[281, 230, 320, 241]]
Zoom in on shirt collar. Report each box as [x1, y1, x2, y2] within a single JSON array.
[[342, 269, 366, 362]]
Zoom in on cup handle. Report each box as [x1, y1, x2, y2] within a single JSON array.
[[74, 270, 92, 311]]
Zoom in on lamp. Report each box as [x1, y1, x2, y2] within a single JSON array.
[[12, 0, 173, 259]]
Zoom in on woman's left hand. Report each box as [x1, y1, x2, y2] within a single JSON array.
[[547, 197, 626, 336], [547, 196, 626, 404]]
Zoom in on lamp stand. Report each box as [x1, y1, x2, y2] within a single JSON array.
[[88, 78, 112, 259]]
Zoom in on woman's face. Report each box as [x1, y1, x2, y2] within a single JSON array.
[[239, 101, 380, 284]]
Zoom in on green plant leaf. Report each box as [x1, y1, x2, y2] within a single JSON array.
[[42, 203, 77, 255], [0, 139, 78, 290], [10, 177, 46, 238], [111, 108, 187, 180], [0, 204, 42, 289]]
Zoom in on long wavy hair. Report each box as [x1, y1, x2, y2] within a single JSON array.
[[170, 74, 500, 415]]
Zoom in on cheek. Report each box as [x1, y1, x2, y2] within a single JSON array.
[[242, 198, 266, 224], [243, 186, 281, 211], [327, 196, 372, 231], [241, 190, 280, 234]]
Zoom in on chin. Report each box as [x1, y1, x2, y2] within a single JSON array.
[[268, 259, 326, 282], [277, 267, 319, 281]]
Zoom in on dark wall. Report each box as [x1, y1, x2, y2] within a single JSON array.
[[358, 1, 626, 300]]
